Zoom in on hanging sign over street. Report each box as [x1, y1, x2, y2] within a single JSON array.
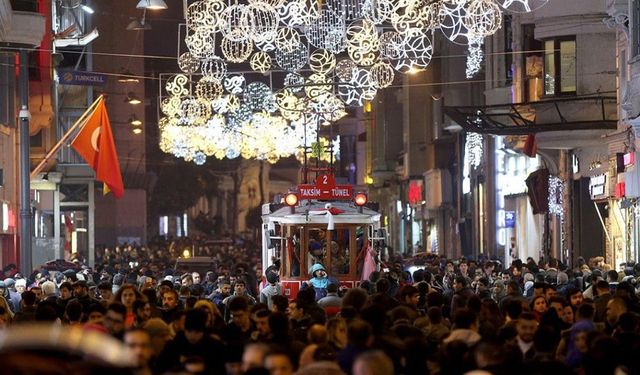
[[59, 70, 107, 86], [298, 174, 353, 200]]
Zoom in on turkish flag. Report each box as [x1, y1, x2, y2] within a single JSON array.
[[71, 99, 124, 198]]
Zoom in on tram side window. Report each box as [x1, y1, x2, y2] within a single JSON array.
[[291, 231, 301, 277], [330, 228, 350, 275]]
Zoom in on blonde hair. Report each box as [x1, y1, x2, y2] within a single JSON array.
[[0, 295, 14, 320]]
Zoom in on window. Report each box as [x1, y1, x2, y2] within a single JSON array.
[[522, 24, 543, 102], [544, 38, 577, 96], [634, 0, 640, 57]]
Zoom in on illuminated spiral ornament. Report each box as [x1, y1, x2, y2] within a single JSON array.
[[255, 33, 277, 52], [241, 2, 280, 43], [463, 0, 502, 37], [275, 27, 300, 53], [165, 74, 190, 97], [390, 2, 427, 37], [438, 1, 469, 45], [284, 72, 305, 92], [195, 76, 224, 101], [161, 96, 182, 117], [369, 60, 395, 88], [221, 31, 254, 63], [278, 0, 320, 27], [335, 59, 357, 82], [187, 0, 225, 32], [500, 0, 548, 13], [304, 73, 332, 100], [250, 51, 272, 73], [346, 19, 379, 66], [200, 56, 227, 80], [379, 31, 403, 60], [309, 49, 336, 75], [275, 89, 302, 121], [223, 74, 246, 94], [212, 94, 240, 113], [275, 43, 308, 72], [185, 27, 216, 59], [221, 4, 248, 41], [178, 52, 200, 74]]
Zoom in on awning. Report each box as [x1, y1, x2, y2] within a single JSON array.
[[443, 96, 618, 135]]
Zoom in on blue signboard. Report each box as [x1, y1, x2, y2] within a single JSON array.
[[59, 70, 107, 86], [505, 211, 516, 228]]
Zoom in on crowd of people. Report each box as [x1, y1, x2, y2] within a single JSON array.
[[0, 240, 640, 375]]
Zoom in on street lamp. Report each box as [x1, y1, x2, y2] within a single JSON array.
[[129, 115, 142, 126], [126, 93, 142, 105], [136, 0, 168, 10]]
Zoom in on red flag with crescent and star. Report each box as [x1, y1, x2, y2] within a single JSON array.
[[71, 98, 124, 198]]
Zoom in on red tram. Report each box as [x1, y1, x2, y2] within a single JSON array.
[[261, 174, 383, 299]]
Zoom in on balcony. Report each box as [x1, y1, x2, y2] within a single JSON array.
[[443, 96, 618, 136], [0, 0, 45, 47]]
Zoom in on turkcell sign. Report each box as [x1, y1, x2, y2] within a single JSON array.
[[59, 70, 107, 86], [298, 184, 353, 200]]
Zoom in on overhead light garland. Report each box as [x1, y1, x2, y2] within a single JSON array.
[[157, 0, 546, 164]]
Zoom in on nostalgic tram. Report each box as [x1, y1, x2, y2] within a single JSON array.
[[261, 174, 384, 298]]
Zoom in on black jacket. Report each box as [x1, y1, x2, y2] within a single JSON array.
[[155, 331, 226, 374]]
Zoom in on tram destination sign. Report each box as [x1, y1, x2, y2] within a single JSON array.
[[298, 174, 353, 200]]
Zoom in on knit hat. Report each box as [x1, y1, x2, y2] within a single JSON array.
[[160, 280, 174, 289], [266, 272, 279, 284], [15, 279, 26, 288]]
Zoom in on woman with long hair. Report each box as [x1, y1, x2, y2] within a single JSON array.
[[113, 284, 145, 328], [530, 295, 548, 322], [0, 295, 13, 329], [326, 317, 348, 351]]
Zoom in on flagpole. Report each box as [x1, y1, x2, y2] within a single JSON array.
[[30, 95, 104, 180]]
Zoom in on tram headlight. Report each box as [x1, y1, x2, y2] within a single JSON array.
[[354, 192, 368, 206], [284, 192, 298, 207], [354, 192, 368, 213]]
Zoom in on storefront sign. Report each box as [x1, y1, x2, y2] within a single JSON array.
[[505, 211, 516, 228], [589, 174, 607, 199], [408, 180, 423, 205], [298, 174, 353, 200], [59, 70, 107, 86]]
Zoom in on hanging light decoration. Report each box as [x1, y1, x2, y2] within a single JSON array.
[[158, 0, 547, 164]]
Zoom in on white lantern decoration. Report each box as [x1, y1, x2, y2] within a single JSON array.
[[241, 2, 280, 43], [335, 59, 357, 82], [284, 72, 305, 92], [223, 74, 246, 94], [178, 52, 201, 74], [275, 43, 309, 72], [275, 27, 301, 53], [195, 76, 224, 101], [221, 31, 254, 63], [463, 0, 502, 38], [369, 60, 395, 88], [346, 19, 380, 66], [200, 56, 228, 80]]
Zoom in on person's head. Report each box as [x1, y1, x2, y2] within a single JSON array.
[[218, 279, 232, 294], [326, 317, 347, 349], [458, 262, 468, 276], [516, 312, 538, 343], [453, 308, 477, 331], [20, 290, 36, 307], [234, 280, 246, 295], [72, 280, 88, 297], [595, 280, 610, 294], [162, 289, 179, 310], [452, 276, 468, 292], [607, 270, 619, 283], [242, 343, 270, 373], [557, 272, 568, 285], [607, 297, 628, 326], [143, 318, 172, 356], [347, 319, 373, 348], [567, 287, 583, 307], [116, 284, 140, 309], [271, 295, 288, 313], [133, 299, 152, 322], [253, 308, 271, 335], [65, 299, 83, 323], [548, 296, 565, 316], [506, 280, 520, 295], [192, 272, 201, 284], [86, 303, 106, 324], [562, 305, 574, 325], [576, 303, 595, 322], [326, 283, 339, 294], [264, 347, 294, 375], [184, 309, 207, 344], [104, 302, 127, 337], [124, 328, 153, 369], [97, 282, 113, 300], [530, 295, 547, 314], [229, 296, 251, 327], [15, 279, 26, 294], [398, 285, 419, 307], [543, 285, 556, 300], [353, 350, 394, 375], [307, 324, 327, 345], [30, 286, 42, 302], [59, 282, 73, 299]]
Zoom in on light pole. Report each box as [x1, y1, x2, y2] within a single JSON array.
[[19, 49, 32, 276]]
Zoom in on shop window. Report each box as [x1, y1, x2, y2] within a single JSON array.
[[544, 38, 577, 96], [521, 24, 543, 102]]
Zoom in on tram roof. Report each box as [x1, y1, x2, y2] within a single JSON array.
[[263, 200, 381, 225]]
